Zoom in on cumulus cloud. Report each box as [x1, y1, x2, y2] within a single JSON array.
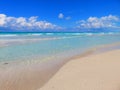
[[77, 15, 120, 29], [58, 13, 64, 19], [0, 14, 6, 26], [0, 14, 61, 30]]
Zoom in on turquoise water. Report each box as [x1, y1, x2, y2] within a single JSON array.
[[0, 32, 120, 63]]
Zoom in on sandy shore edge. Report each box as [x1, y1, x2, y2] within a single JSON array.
[[40, 49, 120, 90], [0, 43, 120, 90]]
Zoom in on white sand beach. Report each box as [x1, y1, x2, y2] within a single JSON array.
[[40, 49, 120, 90], [0, 44, 120, 90]]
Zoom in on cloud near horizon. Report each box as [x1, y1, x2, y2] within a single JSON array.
[[0, 14, 61, 30], [0, 14, 120, 31], [77, 15, 120, 29]]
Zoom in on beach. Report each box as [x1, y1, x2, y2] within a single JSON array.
[[40, 49, 120, 90], [0, 46, 120, 90], [0, 33, 120, 90], [0, 0, 120, 89]]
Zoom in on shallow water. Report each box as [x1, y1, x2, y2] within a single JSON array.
[[0, 32, 120, 63]]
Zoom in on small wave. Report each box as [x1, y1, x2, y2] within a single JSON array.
[[45, 33, 54, 35], [27, 33, 43, 36], [0, 34, 18, 37], [85, 33, 93, 36], [0, 33, 43, 37], [108, 32, 114, 35]]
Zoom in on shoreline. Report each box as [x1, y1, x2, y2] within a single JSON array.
[[69, 42, 120, 60], [40, 48, 120, 90], [0, 43, 120, 90]]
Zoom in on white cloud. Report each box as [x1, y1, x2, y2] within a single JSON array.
[[0, 14, 6, 26], [77, 15, 120, 29], [58, 13, 64, 19], [58, 13, 71, 20], [0, 14, 61, 30], [66, 16, 71, 20]]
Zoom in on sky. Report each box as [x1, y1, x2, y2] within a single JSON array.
[[0, 0, 120, 32]]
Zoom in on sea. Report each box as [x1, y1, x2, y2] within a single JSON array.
[[0, 32, 120, 63]]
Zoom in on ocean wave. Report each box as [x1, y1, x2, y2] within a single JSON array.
[[0, 32, 119, 38], [0, 34, 18, 37]]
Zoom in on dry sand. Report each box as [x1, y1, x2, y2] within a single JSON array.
[[40, 49, 120, 90]]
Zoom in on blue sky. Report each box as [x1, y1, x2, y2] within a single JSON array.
[[0, 0, 120, 32]]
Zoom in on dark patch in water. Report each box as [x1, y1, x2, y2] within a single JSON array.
[[3, 63, 9, 65]]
